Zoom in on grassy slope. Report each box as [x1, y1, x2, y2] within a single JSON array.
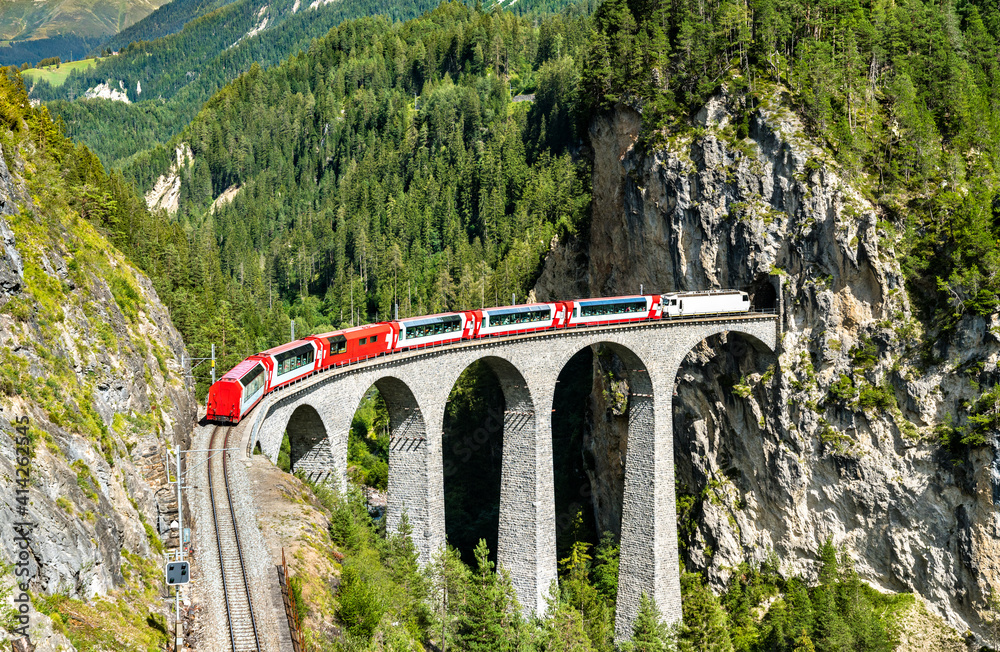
[[21, 57, 101, 87], [0, 0, 172, 41]]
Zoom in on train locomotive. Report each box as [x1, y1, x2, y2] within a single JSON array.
[[205, 290, 751, 424]]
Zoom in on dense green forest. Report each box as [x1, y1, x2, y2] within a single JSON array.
[[33, 0, 444, 166], [97, 0, 242, 53], [0, 35, 102, 66], [296, 478, 911, 651], [581, 0, 1000, 331], [98, 2, 594, 399], [33, 0, 588, 168]]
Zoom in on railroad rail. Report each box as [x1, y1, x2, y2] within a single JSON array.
[[208, 425, 263, 652]]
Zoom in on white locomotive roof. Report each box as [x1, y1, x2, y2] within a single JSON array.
[[663, 289, 745, 298]]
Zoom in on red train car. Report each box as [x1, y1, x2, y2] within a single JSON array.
[[309, 322, 395, 370], [204, 293, 711, 424], [564, 295, 662, 327], [205, 356, 268, 424]]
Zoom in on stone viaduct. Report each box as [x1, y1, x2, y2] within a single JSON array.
[[245, 315, 778, 638]]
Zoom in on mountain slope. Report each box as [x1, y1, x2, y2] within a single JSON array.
[[98, 0, 241, 52], [0, 72, 197, 648], [0, 0, 172, 43], [33, 0, 448, 167], [537, 0, 1000, 642]]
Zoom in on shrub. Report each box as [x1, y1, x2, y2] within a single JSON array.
[[828, 374, 856, 403], [964, 384, 1000, 446], [857, 383, 896, 412], [849, 337, 878, 371]]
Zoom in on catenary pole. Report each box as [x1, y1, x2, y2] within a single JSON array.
[[175, 445, 183, 650]]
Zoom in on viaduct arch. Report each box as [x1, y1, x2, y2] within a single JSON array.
[[245, 315, 777, 639]]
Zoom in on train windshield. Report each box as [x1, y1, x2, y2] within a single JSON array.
[[485, 306, 552, 327], [275, 344, 314, 376], [578, 297, 648, 317], [327, 335, 347, 354], [239, 364, 265, 396], [401, 315, 462, 340]]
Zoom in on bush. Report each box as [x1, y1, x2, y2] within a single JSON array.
[[963, 384, 1000, 446], [828, 374, 856, 403], [849, 338, 878, 371], [109, 272, 141, 321], [857, 383, 896, 412], [338, 554, 387, 639]]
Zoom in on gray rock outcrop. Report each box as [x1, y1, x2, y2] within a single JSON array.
[[0, 126, 196, 648], [536, 94, 1000, 640]]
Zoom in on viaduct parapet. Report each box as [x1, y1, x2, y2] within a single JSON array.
[[246, 315, 778, 639]]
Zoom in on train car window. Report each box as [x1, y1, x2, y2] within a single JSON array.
[[580, 299, 647, 318], [743, 295, 749, 302], [484, 307, 552, 326], [359, 338, 367, 345], [275, 344, 315, 376], [401, 315, 462, 339], [326, 335, 347, 354], [239, 365, 265, 397], [371, 334, 379, 342]]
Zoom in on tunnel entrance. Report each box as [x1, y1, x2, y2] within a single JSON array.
[[750, 274, 778, 312]]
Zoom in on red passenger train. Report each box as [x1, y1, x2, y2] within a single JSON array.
[[205, 291, 751, 424]]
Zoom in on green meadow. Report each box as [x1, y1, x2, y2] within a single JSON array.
[[21, 58, 100, 87]]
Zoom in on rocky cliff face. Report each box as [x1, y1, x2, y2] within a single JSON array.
[[536, 94, 1000, 640], [0, 131, 196, 649]]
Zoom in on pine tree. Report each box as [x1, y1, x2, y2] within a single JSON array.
[[621, 593, 675, 652], [812, 539, 852, 652], [677, 573, 733, 652], [456, 539, 525, 652], [793, 628, 817, 652], [426, 545, 470, 652], [559, 541, 614, 650], [545, 605, 596, 652]]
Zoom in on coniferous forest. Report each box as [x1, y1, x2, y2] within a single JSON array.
[[12, 0, 1000, 644]]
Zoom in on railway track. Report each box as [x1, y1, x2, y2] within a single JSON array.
[[208, 425, 262, 652]]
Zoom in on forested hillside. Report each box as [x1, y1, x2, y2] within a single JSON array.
[[31, 0, 445, 166], [115, 2, 594, 401], [0, 69, 196, 650], [98, 0, 242, 52], [0, 35, 101, 67], [31, 0, 585, 169], [582, 0, 1000, 335]]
